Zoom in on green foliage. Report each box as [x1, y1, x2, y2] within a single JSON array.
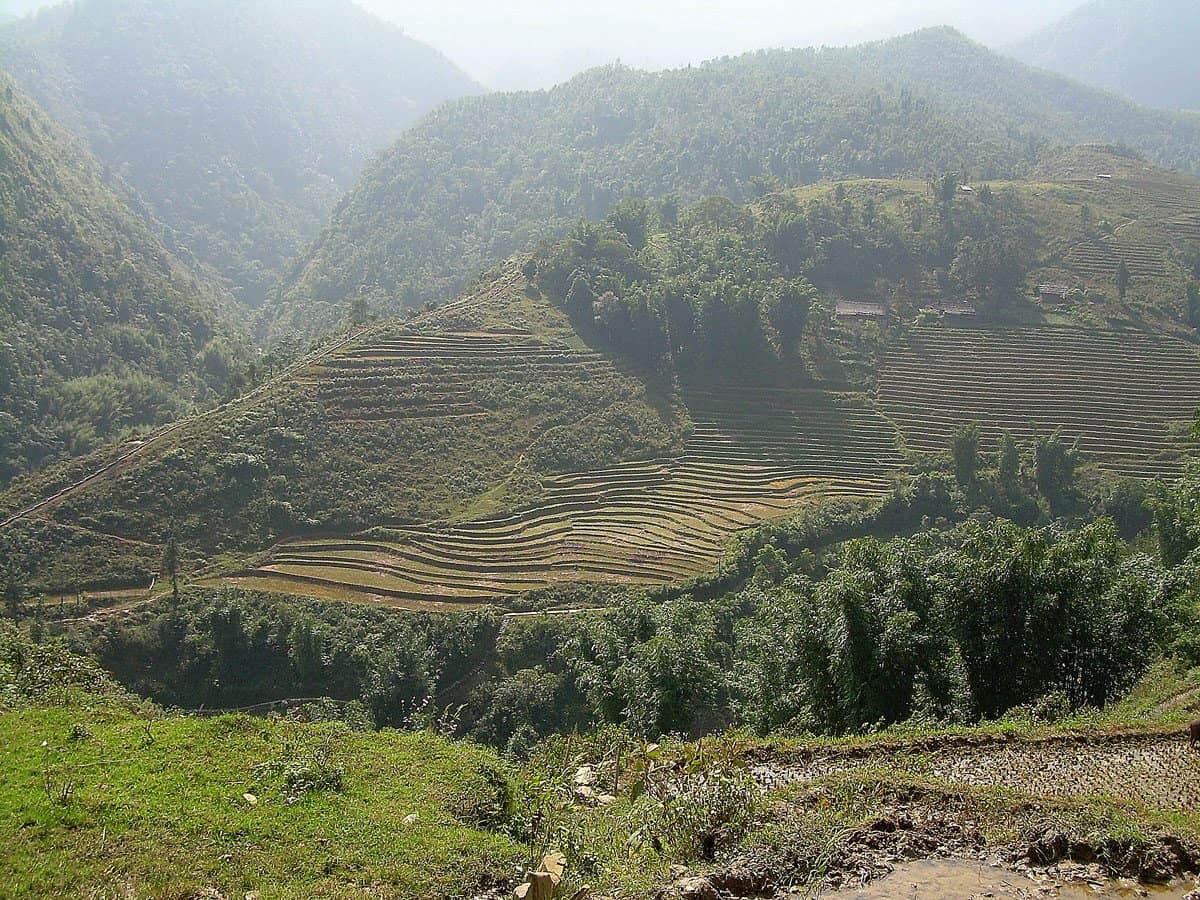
[[271, 27, 1200, 335], [1033, 430, 1081, 517], [530, 181, 1033, 378], [0, 76, 246, 483], [1154, 462, 1200, 566], [0, 0, 478, 304], [951, 423, 982, 488], [0, 622, 128, 707], [996, 431, 1022, 491]]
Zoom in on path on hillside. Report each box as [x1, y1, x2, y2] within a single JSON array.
[[0, 324, 379, 533], [754, 729, 1200, 811]]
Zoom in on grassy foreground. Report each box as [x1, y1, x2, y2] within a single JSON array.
[[0, 701, 522, 898], [7, 623, 1200, 899]]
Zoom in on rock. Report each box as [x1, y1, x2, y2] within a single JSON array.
[[675, 877, 719, 900]]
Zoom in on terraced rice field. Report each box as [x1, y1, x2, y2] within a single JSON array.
[[245, 385, 904, 606], [1063, 236, 1167, 279], [878, 326, 1200, 477], [297, 331, 615, 424], [756, 730, 1200, 812]]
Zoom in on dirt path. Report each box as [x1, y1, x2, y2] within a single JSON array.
[[755, 730, 1200, 811]]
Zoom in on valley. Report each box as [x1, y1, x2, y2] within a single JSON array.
[[6, 4, 1200, 897]]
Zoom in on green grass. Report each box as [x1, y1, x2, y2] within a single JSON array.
[[0, 703, 522, 899]]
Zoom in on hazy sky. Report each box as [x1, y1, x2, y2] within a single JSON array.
[[357, 0, 1084, 89], [0, 0, 1085, 91]]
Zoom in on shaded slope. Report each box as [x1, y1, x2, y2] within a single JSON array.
[[270, 27, 1200, 338], [0, 72, 245, 484], [1011, 0, 1200, 111], [0, 0, 480, 305]]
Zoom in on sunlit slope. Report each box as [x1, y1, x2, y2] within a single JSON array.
[[233, 388, 902, 606], [0, 272, 686, 595], [879, 326, 1200, 476]]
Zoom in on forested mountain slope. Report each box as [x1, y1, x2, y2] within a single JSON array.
[[1011, 0, 1200, 111], [0, 73, 245, 486], [0, 0, 480, 305], [268, 27, 1200, 338]]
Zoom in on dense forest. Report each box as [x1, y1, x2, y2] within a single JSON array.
[[1012, 0, 1200, 111], [0, 74, 246, 484], [0, 0, 479, 305], [529, 179, 1035, 379], [270, 27, 1200, 337]]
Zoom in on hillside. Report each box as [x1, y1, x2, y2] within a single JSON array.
[[0, 72, 247, 486], [0, 0, 479, 306], [10, 600, 1200, 898], [1012, 0, 1200, 112], [268, 27, 1200, 338], [4, 150, 1200, 606], [0, 267, 688, 598]]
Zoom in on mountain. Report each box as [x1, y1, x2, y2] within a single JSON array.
[[0, 0, 480, 306], [1011, 0, 1200, 112], [0, 72, 246, 486], [266, 27, 1200, 338], [6, 149, 1200, 600]]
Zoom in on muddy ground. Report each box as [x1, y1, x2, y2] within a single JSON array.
[[658, 729, 1200, 899]]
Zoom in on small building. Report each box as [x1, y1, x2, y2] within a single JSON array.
[[1038, 283, 1072, 302], [959, 184, 974, 193], [835, 299, 886, 319], [920, 297, 977, 318], [1096, 173, 1113, 180]]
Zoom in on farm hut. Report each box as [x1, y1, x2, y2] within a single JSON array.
[[1038, 283, 1071, 303], [835, 300, 886, 319]]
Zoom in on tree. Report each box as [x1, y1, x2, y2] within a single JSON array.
[[162, 536, 180, 604], [996, 430, 1021, 490], [1034, 430, 1079, 517], [950, 423, 981, 488], [934, 172, 958, 216], [950, 235, 1026, 317], [3, 577, 24, 621], [1116, 259, 1131, 302], [606, 198, 652, 251], [349, 291, 371, 327]]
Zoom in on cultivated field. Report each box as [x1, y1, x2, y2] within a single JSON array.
[[756, 728, 1200, 812], [879, 326, 1200, 477], [237, 383, 904, 606]]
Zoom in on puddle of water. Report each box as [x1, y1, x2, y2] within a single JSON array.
[[820, 858, 1195, 899]]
